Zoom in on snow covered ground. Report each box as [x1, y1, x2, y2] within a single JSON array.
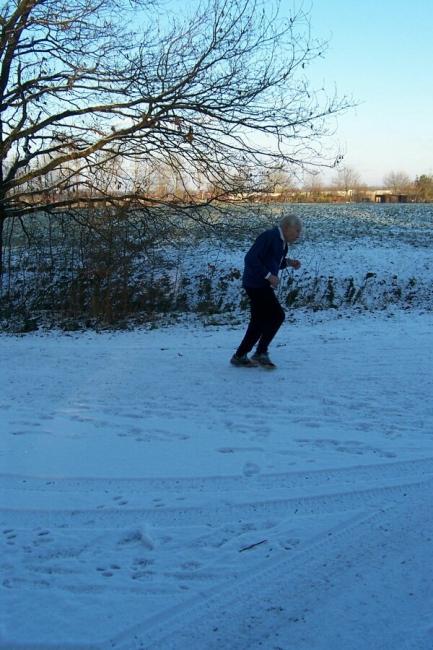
[[1, 308, 433, 649]]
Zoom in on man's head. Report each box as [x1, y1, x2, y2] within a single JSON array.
[[280, 213, 302, 243]]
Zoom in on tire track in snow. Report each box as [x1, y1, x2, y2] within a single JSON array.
[[2, 455, 433, 495], [109, 485, 433, 650], [3, 460, 433, 649], [1, 476, 432, 530]]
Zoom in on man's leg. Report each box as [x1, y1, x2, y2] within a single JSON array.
[[255, 288, 285, 354], [235, 288, 267, 357]]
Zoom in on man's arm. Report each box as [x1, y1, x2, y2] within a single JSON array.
[[244, 231, 273, 280]]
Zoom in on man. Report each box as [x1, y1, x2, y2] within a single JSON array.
[[231, 213, 302, 369]]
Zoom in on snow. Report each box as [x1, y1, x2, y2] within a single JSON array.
[[2, 308, 433, 649], [2, 202, 433, 649], [173, 204, 433, 316]]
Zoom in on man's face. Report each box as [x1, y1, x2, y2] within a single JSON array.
[[282, 223, 302, 243]]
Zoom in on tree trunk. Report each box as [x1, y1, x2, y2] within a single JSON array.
[[0, 214, 4, 278]]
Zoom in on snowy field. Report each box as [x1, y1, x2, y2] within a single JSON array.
[[1, 309, 433, 649], [1, 203, 433, 649]]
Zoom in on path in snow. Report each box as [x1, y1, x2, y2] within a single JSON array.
[[1, 311, 433, 649]]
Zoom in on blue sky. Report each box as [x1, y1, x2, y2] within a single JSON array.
[[303, 0, 433, 185], [160, 0, 432, 186]]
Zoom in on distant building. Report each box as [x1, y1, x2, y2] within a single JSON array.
[[353, 190, 410, 203]]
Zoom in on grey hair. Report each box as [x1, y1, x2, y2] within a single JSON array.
[[280, 213, 302, 229]]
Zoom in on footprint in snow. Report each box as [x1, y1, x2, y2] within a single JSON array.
[[113, 496, 128, 506], [217, 447, 264, 454], [97, 565, 121, 577], [243, 462, 260, 477], [3, 529, 17, 545]]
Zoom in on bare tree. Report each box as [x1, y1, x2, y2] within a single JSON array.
[[383, 171, 412, 195], [261, 166, 295, 200], [333, 165, 360, 201], [302, 171, 324, 201], [0, 0, 351, 272]]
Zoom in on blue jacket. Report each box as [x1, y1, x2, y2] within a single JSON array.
[[242, 227, 288, 289]]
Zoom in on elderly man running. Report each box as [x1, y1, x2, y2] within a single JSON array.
[[231, 213, 302, 369]]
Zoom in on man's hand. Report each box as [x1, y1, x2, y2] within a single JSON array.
[[268, 274, 279, 288], [288, 259, 301, 270]]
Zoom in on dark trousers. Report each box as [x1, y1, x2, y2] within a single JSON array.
[[236, 286, 285, 356]]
